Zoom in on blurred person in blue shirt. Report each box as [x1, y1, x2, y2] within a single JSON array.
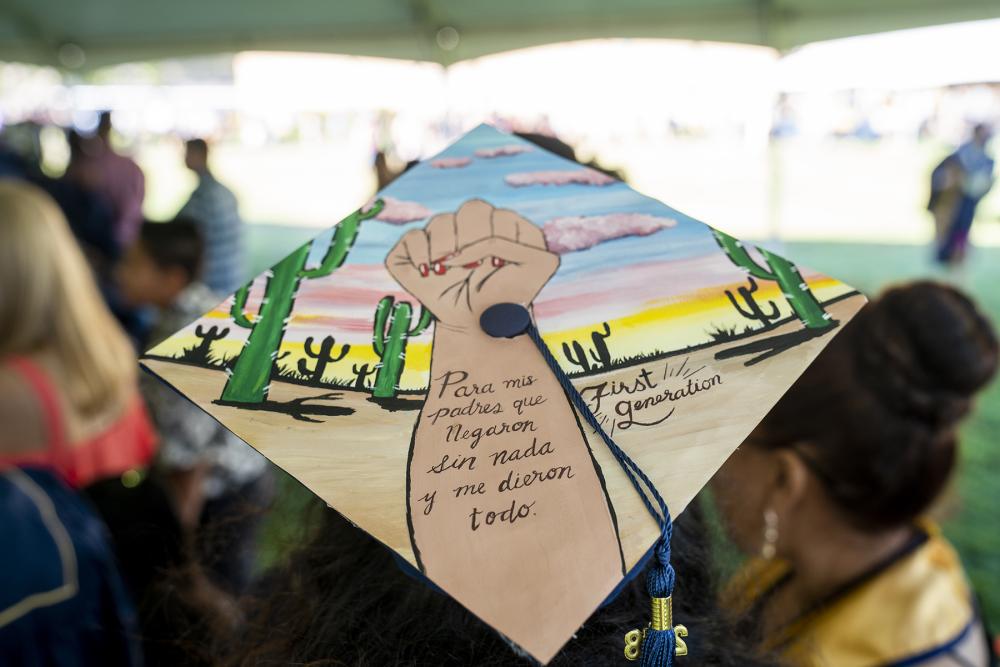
[[177, 138, 245, 296], [930, 123, 995, 266]]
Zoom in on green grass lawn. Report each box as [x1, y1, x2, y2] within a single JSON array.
[[248, 227, 1000, 626]]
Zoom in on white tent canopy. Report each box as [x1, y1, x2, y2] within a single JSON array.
[[3, 0, 1000, 68]]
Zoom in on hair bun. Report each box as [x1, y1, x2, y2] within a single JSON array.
[[758, 282, 995, 529], [853, 282, 998, 427]]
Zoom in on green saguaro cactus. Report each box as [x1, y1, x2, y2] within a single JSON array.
[[371, 296, 433, 399], [712, 229, 834, 330], [219, 200, 384, 404]]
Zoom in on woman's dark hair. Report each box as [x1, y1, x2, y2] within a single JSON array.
[[220, 495, 775, 666], [758, 281, 998, 530]]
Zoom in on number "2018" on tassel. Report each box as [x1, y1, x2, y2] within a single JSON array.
[[623, 629, 643, 660], [623, 625, 689, 661]]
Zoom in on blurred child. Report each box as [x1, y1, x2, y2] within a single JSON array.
[[117, 219, 271, 596], [714, 282, 998, 666], [0, 179, 156, 487]]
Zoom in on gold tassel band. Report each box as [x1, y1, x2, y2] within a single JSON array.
[[625, 595, 689, 659], [650, 596, 672, 632]]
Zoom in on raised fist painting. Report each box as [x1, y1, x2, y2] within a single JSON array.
[[386, 198, 559, 328], [386, 199, 625, 646]]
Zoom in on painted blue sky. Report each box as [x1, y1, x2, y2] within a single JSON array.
[[307, 124, 722, 284], [157, 123, 857, 377]]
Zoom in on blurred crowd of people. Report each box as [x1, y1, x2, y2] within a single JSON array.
[[0, 122, 998, 667], [0, 112, 263, 665]]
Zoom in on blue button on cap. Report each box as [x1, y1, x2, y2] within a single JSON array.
[[480, 303, 531, 338]]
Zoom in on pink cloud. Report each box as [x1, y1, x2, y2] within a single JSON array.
[[542, 213, 677, 254], [372, 196, 431, 224], [431, 157, 472, 169], [475, 144, 532, 158], [505, 168, 616, 188]]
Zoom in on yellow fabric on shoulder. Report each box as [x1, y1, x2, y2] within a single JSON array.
[[723, 524, 976, 667]]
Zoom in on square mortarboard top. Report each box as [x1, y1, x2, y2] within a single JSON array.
[[143, 124, 865, 664]]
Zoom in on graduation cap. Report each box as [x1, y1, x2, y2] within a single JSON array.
[[143, 125, 865, 664]]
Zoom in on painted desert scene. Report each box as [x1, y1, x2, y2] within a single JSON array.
[[143, 124, 865, 661]]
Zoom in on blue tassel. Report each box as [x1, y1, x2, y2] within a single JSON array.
[[638, 628, 675, 667], [637, 539, 681, 666], [521, 318, 687, 666], [646, 538, 675, 604]]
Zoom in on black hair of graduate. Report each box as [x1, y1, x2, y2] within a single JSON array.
[[138, 217, 204, 283], [219, 494, 777, 666], [757, 281, 998, 530], [375, 131, 623, 192], [514, 131, 625, 181]]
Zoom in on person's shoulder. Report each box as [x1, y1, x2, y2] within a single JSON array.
[[128, 155, 144, 178], [852, 528, 971, 623], [0, 363, 48, 453], [0, 467, 77, 587], [0, 466, 103, 586], [210, 177, 239, 204], [112, 150, 144, 178], [804, 528, 976, 665], [0, 465, 137, 646], [721, 556, 790, 615], [200, 171, 234, 196]]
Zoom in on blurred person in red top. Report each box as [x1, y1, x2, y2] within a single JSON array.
[[66, 111, 146, 249], [0, 180, 156, 487]]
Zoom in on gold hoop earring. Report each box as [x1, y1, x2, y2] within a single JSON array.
[[761, 509, 779, 560]]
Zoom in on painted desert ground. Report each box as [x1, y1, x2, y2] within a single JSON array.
[[144, 292, 865, 569]]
